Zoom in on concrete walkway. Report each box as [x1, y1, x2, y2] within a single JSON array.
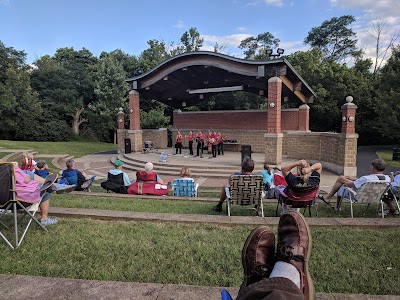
[[1, 274, 399, 300], [49, 205, 400, 227]]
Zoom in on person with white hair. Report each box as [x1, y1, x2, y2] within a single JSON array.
[[139, 162, 164, 184]]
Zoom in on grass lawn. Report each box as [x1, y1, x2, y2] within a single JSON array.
[[51, 194, 395, 218], [0, 219, 398, 295], [0, 140, 117, 158], [0, 152, 13, 159], [377, 150, 400, 168]]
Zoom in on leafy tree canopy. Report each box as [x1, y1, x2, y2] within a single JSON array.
[[304, 15, 362, 62], [239, 32, 280, 60]]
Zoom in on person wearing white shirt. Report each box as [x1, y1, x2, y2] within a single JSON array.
[[318, 159, 398, 214]]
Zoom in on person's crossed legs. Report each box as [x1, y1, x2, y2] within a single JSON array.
[[234, 211, 314, 300]]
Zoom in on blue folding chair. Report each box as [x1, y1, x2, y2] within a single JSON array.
[[172, 178, 198, 197], [61, 169, 95, 192], [221, 290, 233, 300]]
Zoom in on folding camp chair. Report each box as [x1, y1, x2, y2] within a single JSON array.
[[0, 162, 47, 249], [340, 181, 390, 218], [61, 169, 95, 192], [172, 178, 199, 197], [275, 176, 320, 217], [225, 175, 264, 217], [100, 172, 128, 194], [389, 186, 400, 212]]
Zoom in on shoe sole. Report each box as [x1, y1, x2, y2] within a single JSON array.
[[239, 226, 274, 292], [294, 212, 315, 300], [39, 174, 58, 195], [56, 186, 76, 194]]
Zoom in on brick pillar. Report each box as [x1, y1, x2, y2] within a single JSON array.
[[266, 77, 282, 134], [117, 108, 124, 129], [341, 96, 357, 134], [340, 96, 358, 176], [117, 108, 126, 153], [129, 90, 141, 130], [298, 104, 309, 131], [128, 90, 143, 152], [265, 77, 283, 164]]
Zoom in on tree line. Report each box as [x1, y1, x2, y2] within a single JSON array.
[[0, 15, 399, 145]]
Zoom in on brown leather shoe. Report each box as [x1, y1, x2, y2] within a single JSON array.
[[276, 212, 314, 300], [238, 226, 275, 294]]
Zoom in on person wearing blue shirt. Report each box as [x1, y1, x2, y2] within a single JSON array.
[[260, 163, 273, 190], [107, 160, 134, 186]]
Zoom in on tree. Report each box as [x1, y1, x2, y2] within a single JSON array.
[[100, 49, 139, 78], [239, 32, 280, 60], [0, 41, 43, 140], [31, 47, 98, 135], [140, 102, 170, 129], [287, 48, 373, 133], [304, 15, 362, 62], [179, 27, 204, 53], [89, 55, 129, 141], [371, 45, 400, 142], [367, 19, 400, 75], [137, 39, 170, 74]]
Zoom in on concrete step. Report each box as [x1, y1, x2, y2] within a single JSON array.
[[117, 153, 265, 178]]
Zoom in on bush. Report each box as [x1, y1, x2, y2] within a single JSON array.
[[24, 120, 73, 141]]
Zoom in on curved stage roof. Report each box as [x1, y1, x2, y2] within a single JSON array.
[[126, 51, 316, 109]]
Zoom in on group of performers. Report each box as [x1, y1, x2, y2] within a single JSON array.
[[175, 130, 225, 158]]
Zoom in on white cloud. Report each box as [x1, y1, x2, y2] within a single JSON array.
[[202, 33, 253, 48], [330, 0, 400, 19], [236, 26, 248, 33], [247, 0, 285, 7], [173, 20, 185, 29], [0, 0, 10, 5]]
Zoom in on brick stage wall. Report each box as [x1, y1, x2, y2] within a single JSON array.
[[282, 131, 358, 175], [173, 109, 301, 131], [142, 128, 168, 149]]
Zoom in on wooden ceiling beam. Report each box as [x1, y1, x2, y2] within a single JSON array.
[[280, 75, 306, 104]]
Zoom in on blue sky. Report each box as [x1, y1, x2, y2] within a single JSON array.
[[1, 0, 399, 63]]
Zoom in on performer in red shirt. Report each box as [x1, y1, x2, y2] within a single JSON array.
[[207, 130, 213, 159], [186, 130, 194, 156], [196, 130, 204, 158], [212, 131, 219, 158], [175, 130, 183, 154], [217, 131, 225, 155]]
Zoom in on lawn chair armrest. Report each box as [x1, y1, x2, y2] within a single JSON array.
[[344, 187, 357, 197], [225, 187, 231, 199]]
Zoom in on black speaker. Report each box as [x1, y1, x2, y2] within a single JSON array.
[[241, 144, 252, 162], [124, 138, 132, 154]]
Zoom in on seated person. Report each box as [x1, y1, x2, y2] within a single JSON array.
[[318, 159, 395, 213], [177, 167, 194, 180], [107, 160, 134, 186], [222, 211, 312, 300], [388, 171, 400, 200], [279, 160, 322, 212], [212, 156, 254, 212], [136, 162, 164, 184], [260, 163, 273, 192], [272, 167, 287, 198], [34, 160, 50, 179], [20, 152, 37, 180], [100, 160, 132, 194], [173, 167, 198, 196], [14, 163, 58, 226], [62, 159, 89, 191]]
